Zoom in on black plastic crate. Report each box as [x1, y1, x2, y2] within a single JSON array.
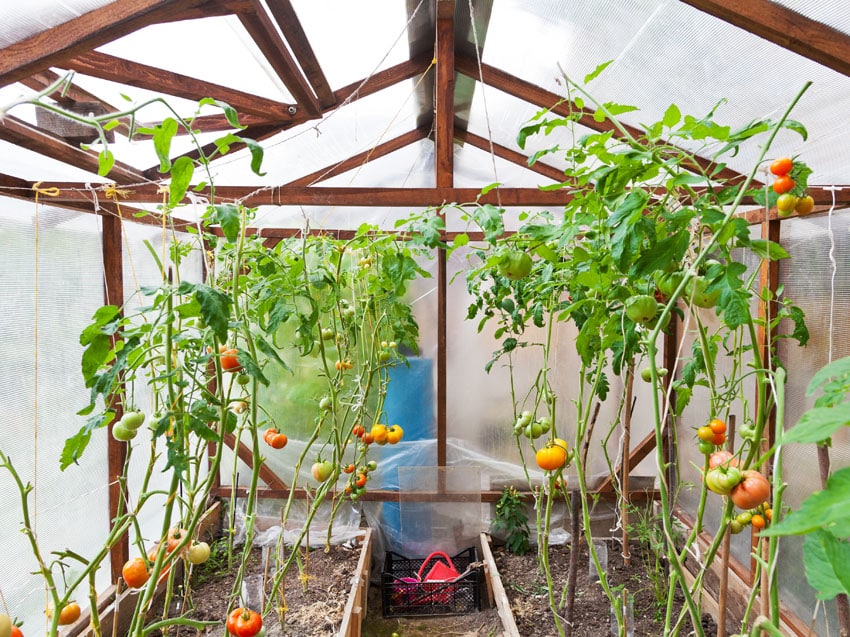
[[381, 547, 482, 617]]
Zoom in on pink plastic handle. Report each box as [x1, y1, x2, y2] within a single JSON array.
[[416, 550, 455, 581]]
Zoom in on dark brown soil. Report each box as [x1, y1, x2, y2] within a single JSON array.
[[491, 537, 718, 637]]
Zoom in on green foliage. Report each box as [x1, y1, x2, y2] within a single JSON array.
[[491, 486, 532, 555]]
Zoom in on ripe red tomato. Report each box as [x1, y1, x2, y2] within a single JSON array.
[[772, 175, 795, 194], [730, 471, 770, 509], [219, 347, 242, 373], [355, 473, 368, 488], [122, 557, 150, 589], [10, 624, 22, 637], [343, 464, 355, 474], [227, 608, 263, 637], [769, 157, 793, 176], [711, 432, 726, 446]]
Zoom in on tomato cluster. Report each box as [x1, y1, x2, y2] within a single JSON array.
[[351, 423, 404, 446], [729, 503, 773, 535], [770, 157, 815, 218], [695, 418, 727, 453], [343, 459, 379, 501], [513, 411, 552, 440]]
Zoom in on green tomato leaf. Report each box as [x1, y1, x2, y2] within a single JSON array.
[[97, 149, 115, 177], [255, 334, 292, 374], [584, 60, 613, 84], [782, 406, 850, 445], [60, 428, 92, 471], [191, 283, 232, 343], [804, 530, 850, 600], [782, 119, 808, 141], [236, 136, 266, 176], [153, 118, 178, 172], [762, 466, 850, 536], [210, 203, 241, 243], [169, 156, 194, 207], [747, 239, 790, 261], [662, 103, 681, 128], [807, 356, 850, 398]]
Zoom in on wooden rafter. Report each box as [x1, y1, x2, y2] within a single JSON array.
[[0, 115, 146, 183], [681, 0, 850, 78], [457, 129, 568, 184], [66, 51, 296, 120], [236, 0, 321, 116], [262, 0, 336, 109], [0, 0, 206, 88], [283, 127, 431, 187], [455, 54, 751, 186]]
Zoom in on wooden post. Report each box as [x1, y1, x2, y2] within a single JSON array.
[[102, 212, 128, 583], [621, 363, 634, 567]]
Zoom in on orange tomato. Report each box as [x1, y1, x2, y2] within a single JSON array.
[[371, 424, 388, 444], [709, 419, 727, 435], [536, 443, 567, 471], [57, 602, 81, 626], [769, 157, 793, 176], [122, 557, 150, 589], [386, 425, 404, 444], [772, 175, 795, 194], [711, 432, 726, 446], [751, 514, 766, 530], [219, 346, 242, 373]]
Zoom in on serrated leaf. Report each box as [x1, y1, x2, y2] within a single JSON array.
[[662, 103, 681, 128], [782, 406, 850, 444], [192, 284, 232, 343], [762, 466, 850, 536], [803, 530, 850, 600], [169, 156, 194, 206], [808, 356, 850, 396], [60, 429, 92, 470], [255, 334, 292, 373], [211, 203, 241, 243], [584, 60, 613, 84]]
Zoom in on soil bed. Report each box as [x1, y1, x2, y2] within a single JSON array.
[[161, 541, 362, 637], [491, 537, 718, 637]]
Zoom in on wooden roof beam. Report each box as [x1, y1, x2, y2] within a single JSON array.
[[0, 116, 146, 184], [681, 0, 850, 77], [65, 51, 297, 121], [284, 127, 431, 187], [235, 0, 321, 116], [0, 0, 207, 88], [262, 0, 336, 109], [457, 129, 568, 184], [455, 54, 750, 186]]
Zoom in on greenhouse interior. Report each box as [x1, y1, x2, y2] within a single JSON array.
[[1, 1, 850, 636]]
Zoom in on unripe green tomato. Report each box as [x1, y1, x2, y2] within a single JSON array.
[[112, 422, 137, 441], [237, 373, 251, 386], [730, 520, 744, 534], [736, 511, 752, 525], [624, 294, 659, 324], [319, 396, 332, 411], [697, 440, 715, 455], [366, 460, 378, 472], [378, 350, 391, 363], [321, 328, 335, 341]]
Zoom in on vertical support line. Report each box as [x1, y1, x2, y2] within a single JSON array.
[[434, 0, 455, 469], [662, 314, 679, 513], [102, 212, 128, 583]]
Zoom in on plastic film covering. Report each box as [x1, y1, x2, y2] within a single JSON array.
[[776, 210, 850, 635], [0, 203, 110, 632]]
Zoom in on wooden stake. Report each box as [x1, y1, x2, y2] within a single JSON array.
[[621, 363, 634, 567]]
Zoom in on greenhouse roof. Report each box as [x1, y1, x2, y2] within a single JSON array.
[[1, 0, 849, 230]]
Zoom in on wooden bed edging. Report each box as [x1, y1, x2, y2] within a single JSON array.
[[337, 528, 373, 637], [478, 532, 521, 637]]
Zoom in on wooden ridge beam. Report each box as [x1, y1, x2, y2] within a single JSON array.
[[66, 51, 296, 120], [236, 0, 321, 116], [0, 115, 146, 184], [455, 54, 750, 186], [0, 0, 206, 88], [284, 127, 431, 187], [681, 0, 850, 78]]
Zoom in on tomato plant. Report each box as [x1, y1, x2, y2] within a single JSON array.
[[311, 460, 333, 483], [624, 294, 658, 324], [186, 541, 211, 565], [122, 557, 150, 589], [772, 174, 795, 194], [227, 608, 262, 637], [497, 249, 533, 280], [769, 157, 793, 176], [794, 195, 815, 215], [730, 471, 770, 509]]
